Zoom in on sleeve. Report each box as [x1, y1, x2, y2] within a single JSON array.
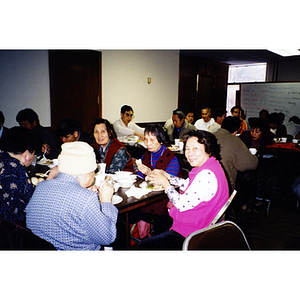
[[82, 198, 119, 246], [106, 147, 130, 173], [164, 156, 181, 176], [233, 139, 259, 172], [137, 154, 145, 179], [113, 120, 135, 137], [167, 170, 218, 212], [170, 176, 189, 190], [130, 123, 144, 135]]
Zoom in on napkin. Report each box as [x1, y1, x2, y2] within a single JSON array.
[[125, 185, 152, 199]]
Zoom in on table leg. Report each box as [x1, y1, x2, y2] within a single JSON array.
[[125, 212, 131, 249]]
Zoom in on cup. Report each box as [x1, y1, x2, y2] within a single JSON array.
[[174, 139, 180, 147], [249, 148, 257, 155], [292, 139, 298, 144], [95, 173, 105, 186], [178, 141, 184, 150], [97, 163, 106, 174], [281, 137, 287, 143]]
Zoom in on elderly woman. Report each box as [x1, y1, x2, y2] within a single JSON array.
[[139, 130, 229, 250], [92, 118, 134, 173], [0, 127, 36, 225], [137, 124, 181, 179]]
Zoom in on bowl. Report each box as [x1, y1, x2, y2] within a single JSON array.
[[114, 171, 133, 179], [116, 178, 136, 188]]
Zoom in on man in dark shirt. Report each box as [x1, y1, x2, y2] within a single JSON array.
[[16, 108, 59, 159], [55, 118, 93, 146]]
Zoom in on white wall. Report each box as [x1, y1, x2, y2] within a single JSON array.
[[0, 50, 51, 128], [0, 50, 179, 128], [102, 50, 179, 123]]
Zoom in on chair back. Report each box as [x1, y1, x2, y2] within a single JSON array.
[[0, 219, 56, 250], [182, 220, 250, 250], [210, 190, 237, 226]]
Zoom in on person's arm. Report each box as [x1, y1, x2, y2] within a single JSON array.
[[166, 170, 218, 212], [164, 156, 181, 176], [82, 183, 118, 245], [232, 139, 259, 172], [113, 120, 135, 138]]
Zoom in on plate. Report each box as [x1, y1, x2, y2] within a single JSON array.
[[112, 195, 123, 205], [168, 146, 180, 151], [139, 181, 165, 191]]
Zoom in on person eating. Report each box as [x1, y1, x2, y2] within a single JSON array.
[[0, 127, 36, 225], [138, 130, 229, 250], [92, 118, 134, 173], [137, 124, 181, 179]]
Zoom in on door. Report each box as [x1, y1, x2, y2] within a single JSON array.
[[195, 75, 215, 119], [49, 50, 101, 134]]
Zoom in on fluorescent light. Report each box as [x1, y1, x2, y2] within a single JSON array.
[[268, 49, 300, 57]]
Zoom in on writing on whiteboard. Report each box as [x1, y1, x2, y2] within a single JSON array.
[[241, 82, 300, 121]]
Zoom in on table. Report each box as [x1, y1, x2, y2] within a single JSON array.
[[114, 178, 168, 249], [27, 164, 50, 178]]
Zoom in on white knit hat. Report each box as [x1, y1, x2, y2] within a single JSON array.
[[58, 141, 97, 175]]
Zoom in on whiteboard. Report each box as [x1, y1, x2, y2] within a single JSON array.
[[240, 82, 300, 121]]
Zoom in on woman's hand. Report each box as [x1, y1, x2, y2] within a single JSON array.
[[99, 180, 114, 203], [148, 169, 171, 189], [137, 162, 151, 176]]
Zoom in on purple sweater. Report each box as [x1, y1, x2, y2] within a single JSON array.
[[169, 157, 229, 237]]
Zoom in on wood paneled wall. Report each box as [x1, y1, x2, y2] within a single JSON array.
[[178, 53, 229, 121]]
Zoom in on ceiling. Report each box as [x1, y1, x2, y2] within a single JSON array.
[[180, 50, 300, 65]]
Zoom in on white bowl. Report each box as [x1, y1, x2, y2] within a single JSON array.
[[116, 178, 135, 188], [115, 171, 133, 179]]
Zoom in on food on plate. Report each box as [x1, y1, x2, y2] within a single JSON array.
[[168, 146, 179, 151], [146, 184, 165, 190]]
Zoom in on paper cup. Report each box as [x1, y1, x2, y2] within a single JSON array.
[[179, 141, 184, 150], [174, 139, 180, 146], [281, 137, 287, 143], [249, 148, 257, 155], [97, 163, 106, 174]]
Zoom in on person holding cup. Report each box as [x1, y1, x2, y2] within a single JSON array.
[[92, 118, 134, 174]]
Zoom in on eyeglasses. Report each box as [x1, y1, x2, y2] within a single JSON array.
[[125, 113, 134, 118]]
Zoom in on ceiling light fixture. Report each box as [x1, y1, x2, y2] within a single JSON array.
[[268, 49, 300, 57]]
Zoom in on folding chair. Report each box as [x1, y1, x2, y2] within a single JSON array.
[[182, 220, 250, 250]]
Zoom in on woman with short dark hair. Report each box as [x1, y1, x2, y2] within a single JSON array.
[[0, 126, 36, 225], [92, 118, 134, 173], [139, 130, 229, 250], [137, 124, 181, 179]]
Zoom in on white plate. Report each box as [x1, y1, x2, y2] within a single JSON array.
[[112, 195, 123, 205]]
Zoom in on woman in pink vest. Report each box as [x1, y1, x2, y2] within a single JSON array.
[[139, 130, 229, 250]]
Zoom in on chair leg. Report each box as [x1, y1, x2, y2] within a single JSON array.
[[256, 197, 271, 215]]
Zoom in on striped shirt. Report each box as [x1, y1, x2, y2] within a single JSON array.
[[137, 145, 180, 178]]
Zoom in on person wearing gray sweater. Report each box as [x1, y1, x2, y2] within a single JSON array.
[[213, 116, 259, 193]]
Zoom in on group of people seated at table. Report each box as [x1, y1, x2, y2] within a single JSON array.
[[1, 104, 300, 250]]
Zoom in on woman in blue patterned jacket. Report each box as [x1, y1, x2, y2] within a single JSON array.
[[0, 127, 36, 225]]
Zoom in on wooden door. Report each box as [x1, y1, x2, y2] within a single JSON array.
[[195, 75, 215, 119], [49, 50, 101, 134]]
